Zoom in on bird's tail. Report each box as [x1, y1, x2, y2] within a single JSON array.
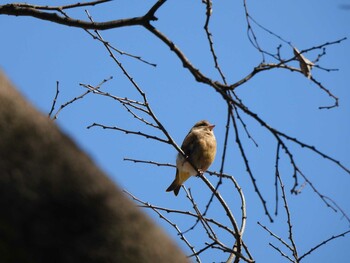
[[166, 178, 181, 196], [166, 170, 191, 196]]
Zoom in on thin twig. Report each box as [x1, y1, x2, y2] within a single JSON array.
[[257, 222, 293, 252], [52, 76, 112, 120], [299, 229, 350, 261], [13, 0, 112, 10], [124, 190, 201, 263], [231, 108, 274, 222], [87, 123, 169, 144], [48, 81, 60, 118], [276, 173, 299, 261], [202, 0, 228, 84]]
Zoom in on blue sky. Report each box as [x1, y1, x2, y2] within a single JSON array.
[[1, 0, 350, 262]]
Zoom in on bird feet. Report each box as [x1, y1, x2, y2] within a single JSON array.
[[196, 169, 204, 177]]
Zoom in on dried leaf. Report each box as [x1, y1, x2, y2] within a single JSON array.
[[293, 47, 314, 79]]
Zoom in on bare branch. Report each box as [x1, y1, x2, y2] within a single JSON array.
[[5, 1, 348, 261], [12, 0, 112, 10], [299, 229, 350, 261], [48, 81, 60, 118], [124, 190, 201, 263], [277, 174, 299, 261], [257, 222, 293, 252], [87, 123, 169, 144], [0, 1, 160, 30], [231, 108, 274, 222], [51, 76, 113, 120], [269, 243, 295, 262], [202, 0, 227, 84]]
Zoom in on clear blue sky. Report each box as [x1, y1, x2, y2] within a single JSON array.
[[1, 0, 350, 262]]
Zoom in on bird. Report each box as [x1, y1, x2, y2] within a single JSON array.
[[166, 120, 217, 196]]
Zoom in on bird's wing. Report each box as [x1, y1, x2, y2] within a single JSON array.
[[181, 131, 197, 158]]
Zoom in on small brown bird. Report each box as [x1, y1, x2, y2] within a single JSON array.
[[166, 120, 217, 196]]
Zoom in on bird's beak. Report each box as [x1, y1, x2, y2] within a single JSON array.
[[209, 124, 215, 131]]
